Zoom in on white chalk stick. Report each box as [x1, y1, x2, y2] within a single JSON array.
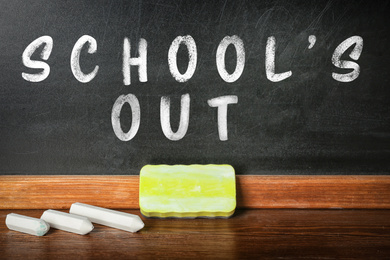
[[6, 213, 50, 236], [70, 202, 144, 232], [40, 209, 94, 235]]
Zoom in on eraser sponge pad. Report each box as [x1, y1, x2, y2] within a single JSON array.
[[139, 164, 236, 218]]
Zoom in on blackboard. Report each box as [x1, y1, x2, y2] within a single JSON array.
[[0, 0, 389, 175]]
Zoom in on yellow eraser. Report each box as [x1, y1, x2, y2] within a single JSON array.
[[139, 164, 236, 218]]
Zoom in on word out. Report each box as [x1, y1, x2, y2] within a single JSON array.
[[22, 34, 363, 141]]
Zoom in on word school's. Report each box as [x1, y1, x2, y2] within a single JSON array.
[[22, 34, 363, 141]]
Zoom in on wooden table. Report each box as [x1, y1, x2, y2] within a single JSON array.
[[1, 209, 389, 259]]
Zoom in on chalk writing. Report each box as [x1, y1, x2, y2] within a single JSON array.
[[21, 34, 364, 141]]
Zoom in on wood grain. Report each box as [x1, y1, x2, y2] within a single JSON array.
[[1, 175, 390, 209], [236, 175, 390, 209], [1, 209, 389, 259]]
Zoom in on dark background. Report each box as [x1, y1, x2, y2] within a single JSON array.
[[0, 0, 389, 175]]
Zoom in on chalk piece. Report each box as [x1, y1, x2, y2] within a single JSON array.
[[139, 164, 236, 218], [40, 210, 93, 235], [70, 202, 144, 232], [6, 213, 50, 236]]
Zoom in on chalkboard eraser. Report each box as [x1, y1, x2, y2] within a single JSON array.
[[139, 164, 236, 218], [6, 213, 50, 236]]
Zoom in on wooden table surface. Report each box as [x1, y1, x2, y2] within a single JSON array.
[[1, 209, 389, 259]]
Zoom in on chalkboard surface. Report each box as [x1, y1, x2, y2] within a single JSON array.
[[0, 0, 389, 175]]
